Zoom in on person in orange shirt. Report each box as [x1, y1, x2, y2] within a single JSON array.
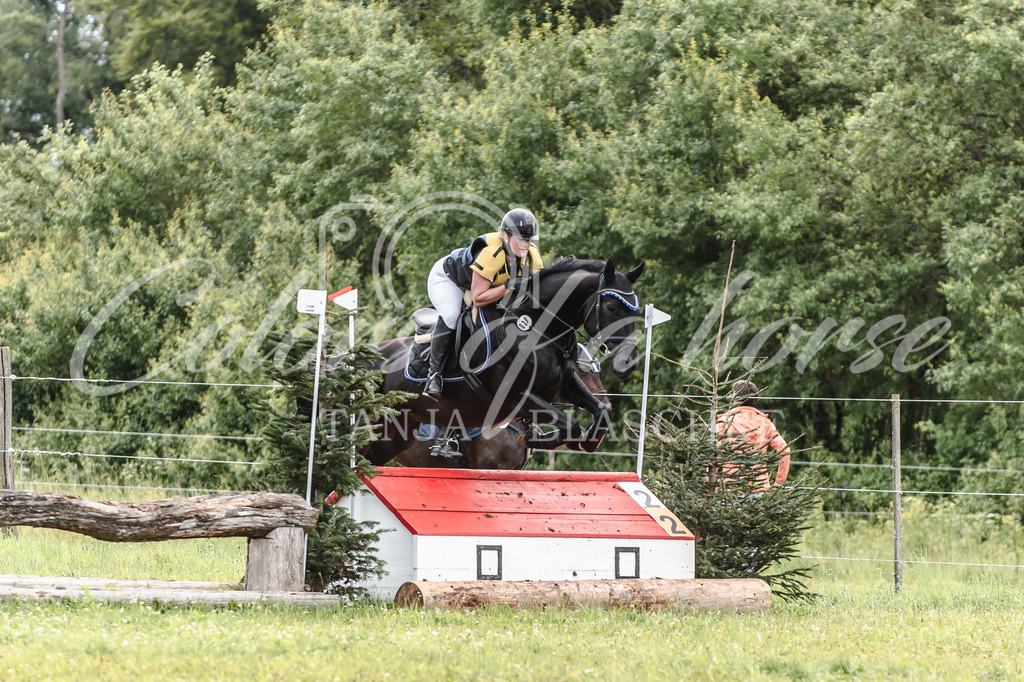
[[714, 380, 791, 491]]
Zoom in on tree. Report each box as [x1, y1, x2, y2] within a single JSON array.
[[0, 0, 111, 143], [644, 371, 826, 601], [233, 0, 440, 288], [480, 0, 622, 35], [94, 0, 268, 85]]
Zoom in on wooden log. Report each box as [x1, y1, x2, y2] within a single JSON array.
[[0, 574, 341, 608], [395, 578, 772, 612], [0, 574, 241, 592], [0, 491, 318, 541], [244, 526, 305, 592]]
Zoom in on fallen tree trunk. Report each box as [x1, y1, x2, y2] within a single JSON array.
[[0, 574, 341, 608], [395, 578, 771, 612], [0, 491, 318, 541]]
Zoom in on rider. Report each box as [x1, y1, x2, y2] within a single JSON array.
[[422, 207, 544, 400]]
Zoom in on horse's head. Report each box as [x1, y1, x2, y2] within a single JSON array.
[[583, 259, 645, 380]]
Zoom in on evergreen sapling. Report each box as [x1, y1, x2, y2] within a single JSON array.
[[255, 328, 412, 593]]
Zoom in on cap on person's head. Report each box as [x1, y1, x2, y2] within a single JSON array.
[[732, 379, 760, 407]]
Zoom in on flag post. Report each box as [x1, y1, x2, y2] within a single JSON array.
[[328, 287, 358, 470], [296, 288, 327, 579], [636, 304, 672, 477]]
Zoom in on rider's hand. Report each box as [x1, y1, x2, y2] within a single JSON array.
[[498, 283, 515, 309], [500, 278, 525, 309]]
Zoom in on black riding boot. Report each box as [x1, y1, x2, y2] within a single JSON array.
[[422, 318, 454, 401]]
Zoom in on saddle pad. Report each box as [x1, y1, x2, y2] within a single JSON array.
[[404, 307, 494, 383], [415, 423, 486, 440]]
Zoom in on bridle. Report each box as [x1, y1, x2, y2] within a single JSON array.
[[584, 273, 640, 354]]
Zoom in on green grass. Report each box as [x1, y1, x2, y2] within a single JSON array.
[[1, 586, 1023, 680], [3, 495, 1024, 680], [799, 498, 1024, 592], [0, 526, 246, 582]]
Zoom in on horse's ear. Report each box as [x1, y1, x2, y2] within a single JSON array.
[[603, 258, 616, 280], [625, 262, 645, 284]]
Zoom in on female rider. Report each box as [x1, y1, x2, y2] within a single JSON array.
[[422, 207, 544, 400]]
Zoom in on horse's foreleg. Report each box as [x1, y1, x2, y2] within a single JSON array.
[[516, 392, 586, 450], [561, 374, 613, 453]]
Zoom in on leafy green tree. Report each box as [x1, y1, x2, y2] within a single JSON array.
[[46, 58, 263, 264], [94, 0, 268, 85], [480, 0, 622, 35], [389, 0, 493, 88], [915, 0, 1024, 503], [0, 54, 312, 488], [0, 141, 55, 252], [234, 0, 439, 286], [0, 0, 111, 143], [5, 0, 1024, 522], [378, 13, 617, 314]]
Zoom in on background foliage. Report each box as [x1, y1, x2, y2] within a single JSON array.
[[2, 0, 1024, 516]]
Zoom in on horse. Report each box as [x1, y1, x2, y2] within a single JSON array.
[[361, 257, 644, 467], [391, 344, 609, 469]]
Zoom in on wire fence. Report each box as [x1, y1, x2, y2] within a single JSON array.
[[5, 369, 1024, 580]]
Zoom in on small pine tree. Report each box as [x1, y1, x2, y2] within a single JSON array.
[[255, 328, 412, 594], [643, 370, 827, 601]]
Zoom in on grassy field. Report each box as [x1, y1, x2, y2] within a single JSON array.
[[2, 497, 1024, 680]]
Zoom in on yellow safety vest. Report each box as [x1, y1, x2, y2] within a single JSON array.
[[467, 232, 543, 287]]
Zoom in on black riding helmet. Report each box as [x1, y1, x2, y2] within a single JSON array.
[[500, 208, 539, 241]]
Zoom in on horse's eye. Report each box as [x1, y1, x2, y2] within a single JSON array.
[[606, 300, 620, 313]]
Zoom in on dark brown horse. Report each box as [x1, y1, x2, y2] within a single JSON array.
[[391, 344, 610, 469], [362, 258, 643, 466]]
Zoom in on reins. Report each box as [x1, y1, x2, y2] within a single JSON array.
[[504, 270, 640, 355]]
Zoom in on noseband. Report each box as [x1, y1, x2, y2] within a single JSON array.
[[575, 343, 601, 373]]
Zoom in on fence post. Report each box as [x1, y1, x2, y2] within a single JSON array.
[[891, 393, 902, 592], [1, 347, 16, 538]]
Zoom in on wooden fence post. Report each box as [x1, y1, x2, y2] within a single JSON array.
[[891, 393, 903, 593], [1, 347, 16, 537]]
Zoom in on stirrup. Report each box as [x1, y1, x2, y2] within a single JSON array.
[[429, 434, 460, 459], [422, 372, 443, 401]]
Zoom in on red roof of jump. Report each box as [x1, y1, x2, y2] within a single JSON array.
[[360, 468, 690, 540]]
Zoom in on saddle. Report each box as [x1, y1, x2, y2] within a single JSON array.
[[404, 305, 495, 383]]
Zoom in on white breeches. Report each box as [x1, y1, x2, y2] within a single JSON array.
[[427, 257, 464, 328]]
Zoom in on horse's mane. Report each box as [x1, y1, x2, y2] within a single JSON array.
[[540, 256, 605, 277]]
